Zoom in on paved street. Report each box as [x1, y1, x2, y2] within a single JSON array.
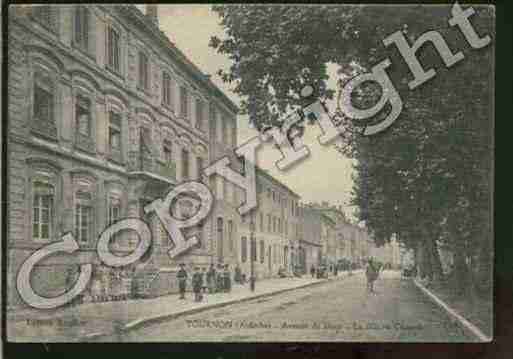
[[99, 271, 473, 342]]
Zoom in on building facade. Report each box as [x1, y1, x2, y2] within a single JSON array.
[[7, 5, 238, 308], [237, 168, 301, 279]]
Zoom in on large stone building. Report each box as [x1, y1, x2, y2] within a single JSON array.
[[7, 5, 238, 307], [297, 205, 323, 274], [237, 168, 302, 279]]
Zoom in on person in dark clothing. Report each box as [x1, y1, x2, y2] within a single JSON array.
[[207, 264, 216, 293], [224, 265, 231, 292], [216, 264, 224, 292], [201, 267, 208, 294], [365, 258, 379, 293], [234, 264, 242, 284], [177, 263, 188, 299], [310, 265, 315, 278], [192, 267, 203, 302]]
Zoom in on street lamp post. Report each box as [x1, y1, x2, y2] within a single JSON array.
[[249, 211, 256, 292]]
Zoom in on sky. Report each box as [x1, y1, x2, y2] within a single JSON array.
[[137, 5, 357, 218]]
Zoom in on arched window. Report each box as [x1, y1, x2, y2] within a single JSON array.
[[108, 196, 121, 225], [75, 189, 93, 243], [32, 181, 55, 241], [74, 94, 96, 152], [74, 6, 90, 52], [32, 68, 57, 139]]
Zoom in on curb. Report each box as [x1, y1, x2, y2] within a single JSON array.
[[413, 279, 492, 342], [82, 273, 356, 341], [123, 277, 335, 332]]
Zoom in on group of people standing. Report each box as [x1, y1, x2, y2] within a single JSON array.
[[177, 263, 244, 302]]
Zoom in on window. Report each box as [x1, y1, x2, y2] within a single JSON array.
[[76, 96, 91, 137], [222, 118, 228, 144], [195, 225, 203, 248], [195, 99, 204, 131], [228, 220, 234, 251], [108, 111, 122, 160], [272, 191, 276, 202], [278, 218, 282, 233], [217, 217, 224, 261], [273, 217, 276, 233], [33, 5, 57, 33], [107, 26, 120, 72], [33, 71, 55, 137], [260, 240, 265, 264], [140, 127, 152, 157], [251, 237, 257, 262], [162, 72, 173, 108], [74, 6, 89, 51], [138, 52, 149, 91], [210, 104, 217, 134], [231, 123, 237, 148], [223, 178, 228, 202], [75, 190, 93, 243], [108, 197, 121, 225], [259, 212, 264, 232], [32, 182, 54, 241], [267, 214, 271, 233], [241, 236, 247, 263], [209, 176, 216, 198], [267, 188, 271, 199], [180, 86, 188, 119], [181, 149, 189, 180], [197, 157, 203, 182], [163, 141, 172, 165]]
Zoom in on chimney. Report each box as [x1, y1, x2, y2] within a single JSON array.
[[146, 5, 159, 26]]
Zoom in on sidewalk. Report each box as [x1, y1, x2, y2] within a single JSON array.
[[8, 271, 360, 342]]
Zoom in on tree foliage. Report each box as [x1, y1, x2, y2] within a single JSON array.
[[211, 4, 494, 288]]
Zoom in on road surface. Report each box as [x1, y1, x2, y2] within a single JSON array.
[[99, 271, 473, 342]]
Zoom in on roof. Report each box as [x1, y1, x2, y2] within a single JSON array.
[[123, 5, 239, 114], [255, 166, 301, 199]]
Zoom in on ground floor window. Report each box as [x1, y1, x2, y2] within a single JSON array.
[[75, 190, 93, 243], [32, 182, 54, 241]]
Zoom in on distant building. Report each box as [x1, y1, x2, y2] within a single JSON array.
[[237, 168, 301, 279]]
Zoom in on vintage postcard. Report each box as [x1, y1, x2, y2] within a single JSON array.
[[4, 4, 494, 343]]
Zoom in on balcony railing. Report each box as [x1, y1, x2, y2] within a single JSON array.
[[128, 151, 176, 182]]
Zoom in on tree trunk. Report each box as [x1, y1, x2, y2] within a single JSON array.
[[452, 249, 468, 296], [428, 237, 443, 282]]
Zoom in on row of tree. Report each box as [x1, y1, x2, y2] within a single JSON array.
[[210, 4, 494, 296]]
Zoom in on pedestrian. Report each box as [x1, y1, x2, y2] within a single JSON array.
[[365, 258, 378, 293], [216, 264, 224, 292], [207, 263, 216, 293], [201, 267, 208, 294], [177, 263, 188, 299], [310, 265, 315, 278], [334, 264, 338, 277], [192, 267, 203, 302], [224, 265, 231, 292], [234, 264, 242, 284]]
